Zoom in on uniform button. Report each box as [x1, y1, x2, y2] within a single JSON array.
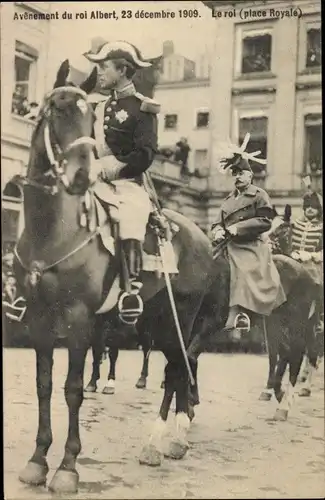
[[106, 107, 112, 112], [104, 116, 110, 122], [111, 101, 117, 106], [103, 125, 108, 130]]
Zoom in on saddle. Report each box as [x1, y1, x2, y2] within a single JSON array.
[[79, 189, 180, 319]]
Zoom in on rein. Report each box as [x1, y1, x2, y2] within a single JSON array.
[[21, 85, 96, 196], [15, 85, 99, 275], [14, 225, 100, 274]]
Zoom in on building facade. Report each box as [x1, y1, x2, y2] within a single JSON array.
[[204, 0, 322, 223], [155, 41, 211, 177], [1, 1, 321, 253], [1, 2, 52, 253]]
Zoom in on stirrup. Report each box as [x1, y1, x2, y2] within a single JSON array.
[[118, 292, 144, 326], [234, 312, 251, 333]]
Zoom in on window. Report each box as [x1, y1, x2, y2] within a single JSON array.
[[241, 32, 272, 74], [306, 28, 321, 68], [196, 111, 209, 128], [194, 149, 209, 176], [238, 116, 268, 174], [304, 114, 322, 175], [2, 180, 23, 254], [164, 114, 178, 130], [12, 41, 38, 117]]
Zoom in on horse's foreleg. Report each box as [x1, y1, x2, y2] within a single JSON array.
[[299, 354, 309, 383], [49, 309, 91, 494], [102, 346, 118, 394], [139, 359, 174, 467], [136, 336, 152, 389], [166, 359, 190, 460], [84, 341, 102, 393], [19, 342, 54, 486]]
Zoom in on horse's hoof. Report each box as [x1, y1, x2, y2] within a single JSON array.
[[188, 405, 195, 422], [165, 440, 189, 460], [19, 461, 48, 486], [275, 389, 285, 403], [48, 469, 79, 494], [259, 391, 272, 401], [160, 381, 165, 389], [273, 408, 288, 421], [84, 383, 97, 393], [102, 385, 115, 395], [299, 387, 311, 397], [135, 377, 147, 389], [139, 444, 162, 467]]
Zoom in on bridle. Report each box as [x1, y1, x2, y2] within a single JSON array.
[[14, 86, 100, 277], [16, 86, 96, 196]]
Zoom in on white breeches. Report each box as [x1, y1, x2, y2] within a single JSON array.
[[94, 179, 152, 241]]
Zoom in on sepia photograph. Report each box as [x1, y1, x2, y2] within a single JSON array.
[[1, 0, 323, 498]]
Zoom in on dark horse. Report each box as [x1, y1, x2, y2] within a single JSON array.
[[258, 206, 323, 418], [13, 60, 226, 494], [84, 316, 159, 394], [84, 260, 230, 396]]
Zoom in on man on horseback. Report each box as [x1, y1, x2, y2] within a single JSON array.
[[211, 134, 286, 338], [290, 188, 323, 328], [83, 40, 160, 297]]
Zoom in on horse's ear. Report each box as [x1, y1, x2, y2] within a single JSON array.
[[53, 59, 70, 88], [80, 67, 97, 94], [284, 204, 292, 222]]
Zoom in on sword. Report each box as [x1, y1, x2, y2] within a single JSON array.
[[143, 171, 195, 386], [157, 234, 195, 387]]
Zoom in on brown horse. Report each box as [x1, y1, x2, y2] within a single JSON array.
[[84, 250, 230, 397], [13, 60, 220, 494], [258, 206, 323, 417]]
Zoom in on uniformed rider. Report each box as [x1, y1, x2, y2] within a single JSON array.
[[83, 41, 159, 295], [290, 189, 323, 326], [211, 135, 286, 338]]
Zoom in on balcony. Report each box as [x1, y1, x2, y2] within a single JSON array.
[[149, 155, 209, 193]]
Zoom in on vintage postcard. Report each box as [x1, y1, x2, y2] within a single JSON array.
[[2, 1, 323, 499]]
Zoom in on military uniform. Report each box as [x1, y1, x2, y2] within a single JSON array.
[[83, 41, 160, 299], [90, 81, 159, 241], [290, 192, 323, 321], [212, 183, 286, 318], [211, 139, 286, 333]]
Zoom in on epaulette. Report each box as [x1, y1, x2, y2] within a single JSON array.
[[135, 92, 160, 114]]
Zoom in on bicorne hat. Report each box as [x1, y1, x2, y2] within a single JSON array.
[[83, 40, 152, 69]]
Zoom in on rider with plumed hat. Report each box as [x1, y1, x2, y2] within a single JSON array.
[[83, 40, 160, 298], [211, 134, 286, 338]]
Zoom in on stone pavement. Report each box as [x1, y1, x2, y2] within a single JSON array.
[[3, 348, 325, 499]]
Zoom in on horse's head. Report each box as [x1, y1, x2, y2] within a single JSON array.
[[28, 59, 97, 196]]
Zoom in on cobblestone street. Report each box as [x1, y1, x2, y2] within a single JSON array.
[[3, 348, 325, 499]]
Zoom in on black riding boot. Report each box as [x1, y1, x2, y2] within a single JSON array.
[[118, 239, 144, 326], [121, 239, 143, 291]]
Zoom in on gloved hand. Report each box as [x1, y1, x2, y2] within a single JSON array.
[[90, 156, 125, 184], [312, 251, 323, 263], [299, 250, 312, 262], [227, 225, 238, 236], [212, 227, 226, 242]]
